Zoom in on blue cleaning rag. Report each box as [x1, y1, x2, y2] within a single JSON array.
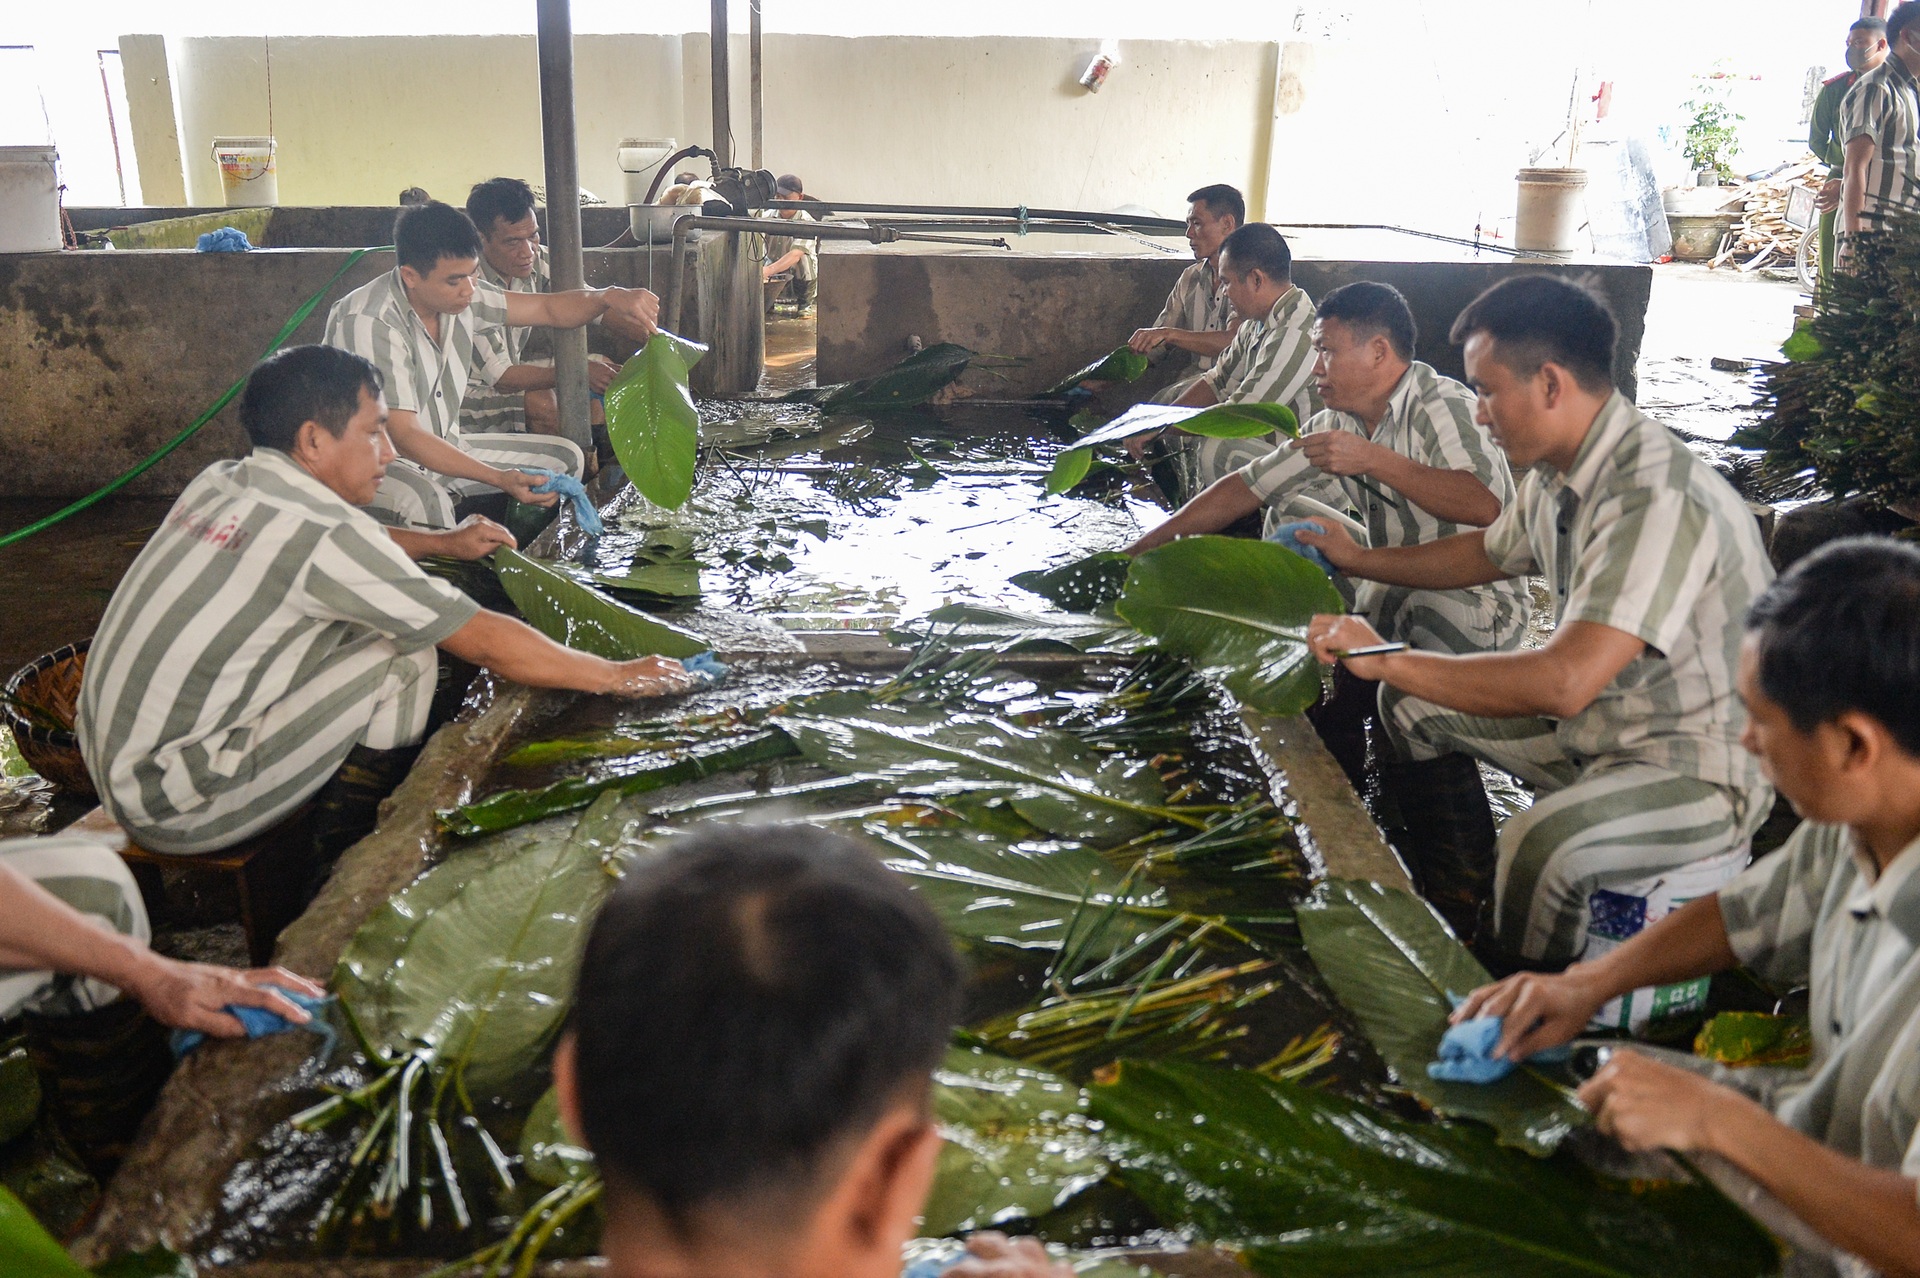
[[1427, 1013, 1574, 1084], [523, 467, 605, 537], [170, 988, 334, 1059], [1266, 519, 1337, 577], [195, 227, 253, 252], [681, 650, 728, 686]]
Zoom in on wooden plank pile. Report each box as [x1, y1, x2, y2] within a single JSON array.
[[1709, 160, 1823, 271]]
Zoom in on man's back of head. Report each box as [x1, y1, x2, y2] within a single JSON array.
[[557, 822, 964, 1275]]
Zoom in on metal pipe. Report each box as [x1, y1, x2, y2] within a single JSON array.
[[536, 0, 593, 455], [710, 0, 732, 167], [665, 215, 917, 333], [749, 0, 763, 170], [764, 200, 1186, 232]]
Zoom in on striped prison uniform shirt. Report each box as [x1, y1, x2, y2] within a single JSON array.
[[1182, 286, 1322, 492], [1841, 53, 1920, 227], [0, 835, 148, 1020], [461, 247, 554, 435], [1152, 258, 1237, 371], [1381, 393, 1774, 962], [77, 450, 479, 854], [323, 264, 583, 527], [1717, 821, 1920, 1248], [1237, 361, 1529, 656]]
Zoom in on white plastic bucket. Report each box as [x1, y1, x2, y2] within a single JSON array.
[[211, 136, 278, 208], [1514, 167, 1589, 255], [618, 136, 677, 208], [1584, 844, 1749, 1033], [0, 147, 61, 253]]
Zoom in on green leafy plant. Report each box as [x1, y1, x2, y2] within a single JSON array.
[[1090, 1061, 1782, 1278], [1044, 346, 1151, 395], [492, 547, 706, 661], [1295, 879, 1585, 1156], [602, 331, 707, 511], [1116, 536, 1344, 716], [1681, 77, 1744, 182]]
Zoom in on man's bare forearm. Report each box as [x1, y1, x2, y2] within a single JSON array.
[[1844, 137, 1875, 237], [1359, 619, 1643, 719], [1127, 476, 1262, 554], [1344, 531, 1509, 590], [441, 610, 622, 693], [1569, 896, 1739, 1001], [506, 287, 609, 331], [1368, 452, 1503, 527], [1164, 329, 1235, 358], [492, 364, 558, 393], [389, 415, 510, 487], [0, 866, 153, 991]]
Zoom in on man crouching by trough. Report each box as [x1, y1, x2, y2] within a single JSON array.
[[551, 821, 1073, 1278], [1453, 538, 1920, 1278], [1126, 183, 1246, 405], [77, 346, 697, 868]]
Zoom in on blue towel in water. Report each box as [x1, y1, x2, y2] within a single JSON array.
[[195, 227, 253, 252], [681, 651, 728, 686], [1427, 1012, 1574, 1084], [523, 467, 605, 536], [1266, 519, 1337, 577], [170, 988, 333, 1059]]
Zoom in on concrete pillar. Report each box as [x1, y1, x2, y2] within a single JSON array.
[[117, 35, 186, 206]]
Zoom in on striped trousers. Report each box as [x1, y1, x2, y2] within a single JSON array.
[[0, 835, 148, 1019], [108, 640, 438, 855], [369, 433, 586, 529], [1382, 689, 1769, 964]]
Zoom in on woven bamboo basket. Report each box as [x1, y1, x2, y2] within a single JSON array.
[[3, 639, 95, 798]]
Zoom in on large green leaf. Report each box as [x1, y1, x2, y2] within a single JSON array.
[[1295, 879, 1585, 1156], [336, 793, 637, 1098], [894, 603, 1141, 656], [1045, 346, 1151, 395], [1091, 1061, 1780, 1278], [773, 704, 1187, 842], [0, 1183, 87, 1278], [781, 343, 976, 411], [1115, 536, 1344, 716], [519, 1087, 597, 1189], [492, 547, 706, 661], [922, 1046, 1111, 1234], [603, 331, 707, 510], [579, 561, 702, 599], [1044, 446, 1096, 495], [1010, 553, 1132, 612], [1071, 401, 1301, 451]]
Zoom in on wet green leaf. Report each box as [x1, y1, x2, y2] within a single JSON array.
[[0, 1183, 87, 1278], [492, 547, 706, 661], [603, 331, 707, 511], [0, 1042, 39, 1147], [1115, 536, 1344, 716], [1780, 323, 1822, 362], [1011, 552, 1132, 612], [783, 343, 976, 410], [579, 561, 702, 600], [1045, 447, 1094, 495], [337, 793, 638, 1098], [893, 604, 1142, 656], [520, 1088, 597, 1188], [1694, 1012, 1813, 1070], [922, 1046, 1111, 1234], [1045, 346, 1151, 395], [773, 703, 1186, 843], [1295, 879, 1585, 1156], [1091, 1060, 1780, 1278], [1068, 401, 1301, 453]]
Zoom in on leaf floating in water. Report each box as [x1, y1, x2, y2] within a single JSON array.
[[1116, 536, 1343, 716], [493, 546, 706, 660], [603, 330, 707, 511], [1010, 551, 1132, 612], [1044, 345, 1151, 395], [1090, 1060, 1781, 1278], [890, 603, 1140, 656], [1295, 879, 1585, 1156], [1044, 447, 1094, 495], [1065, 401, 1301, 454], [780, 343, 976, 411]]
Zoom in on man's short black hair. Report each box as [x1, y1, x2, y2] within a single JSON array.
[[393, 200, 483, 274], [1187, 183, 1246, 226], [239, 345, 382, 452], [1853, 16, 1889, 36], [466, 177, 537, 236], [1448, 274, 1616, 393], [1889, 2, 1920, 47], [1219, 222, 1292, 284], [1318, 281, 1417, 360], [569, 823, 964, 1233], [1746, 537, 1920, 756]]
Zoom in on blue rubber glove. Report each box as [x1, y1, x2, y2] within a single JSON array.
[[195, 227, 253, 252], [681, 651, 728, 686], [1266, 519, 1337, 577], [170, 988, 335, 1059], [522, 467, 605, 537], [1427, 1012, 1575, 1084]]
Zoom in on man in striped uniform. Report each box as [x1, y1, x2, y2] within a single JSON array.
[[1840, 2, 1920, 263], [1304, 276, 1774, 963], [1126, 183, 1245, 404], [458, 177, 621, 438], [1139, 223, 1321, 500], [324, 201, 654, 528], [78, 346, 697, 863]]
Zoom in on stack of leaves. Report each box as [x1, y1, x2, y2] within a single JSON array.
[[1738, 208, 1920, 508]]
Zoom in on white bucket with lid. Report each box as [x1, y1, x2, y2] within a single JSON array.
[[1514, 167, 1589, 255], [0, 147, 62, 252], [212, 136, 278, 208], [1584, 844, 1750, 1033], [618, 136, 678, 207]]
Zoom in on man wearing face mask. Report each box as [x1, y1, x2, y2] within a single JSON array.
[[1839, 2, 1920, 265], [1811, 18, 1889, 286]]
